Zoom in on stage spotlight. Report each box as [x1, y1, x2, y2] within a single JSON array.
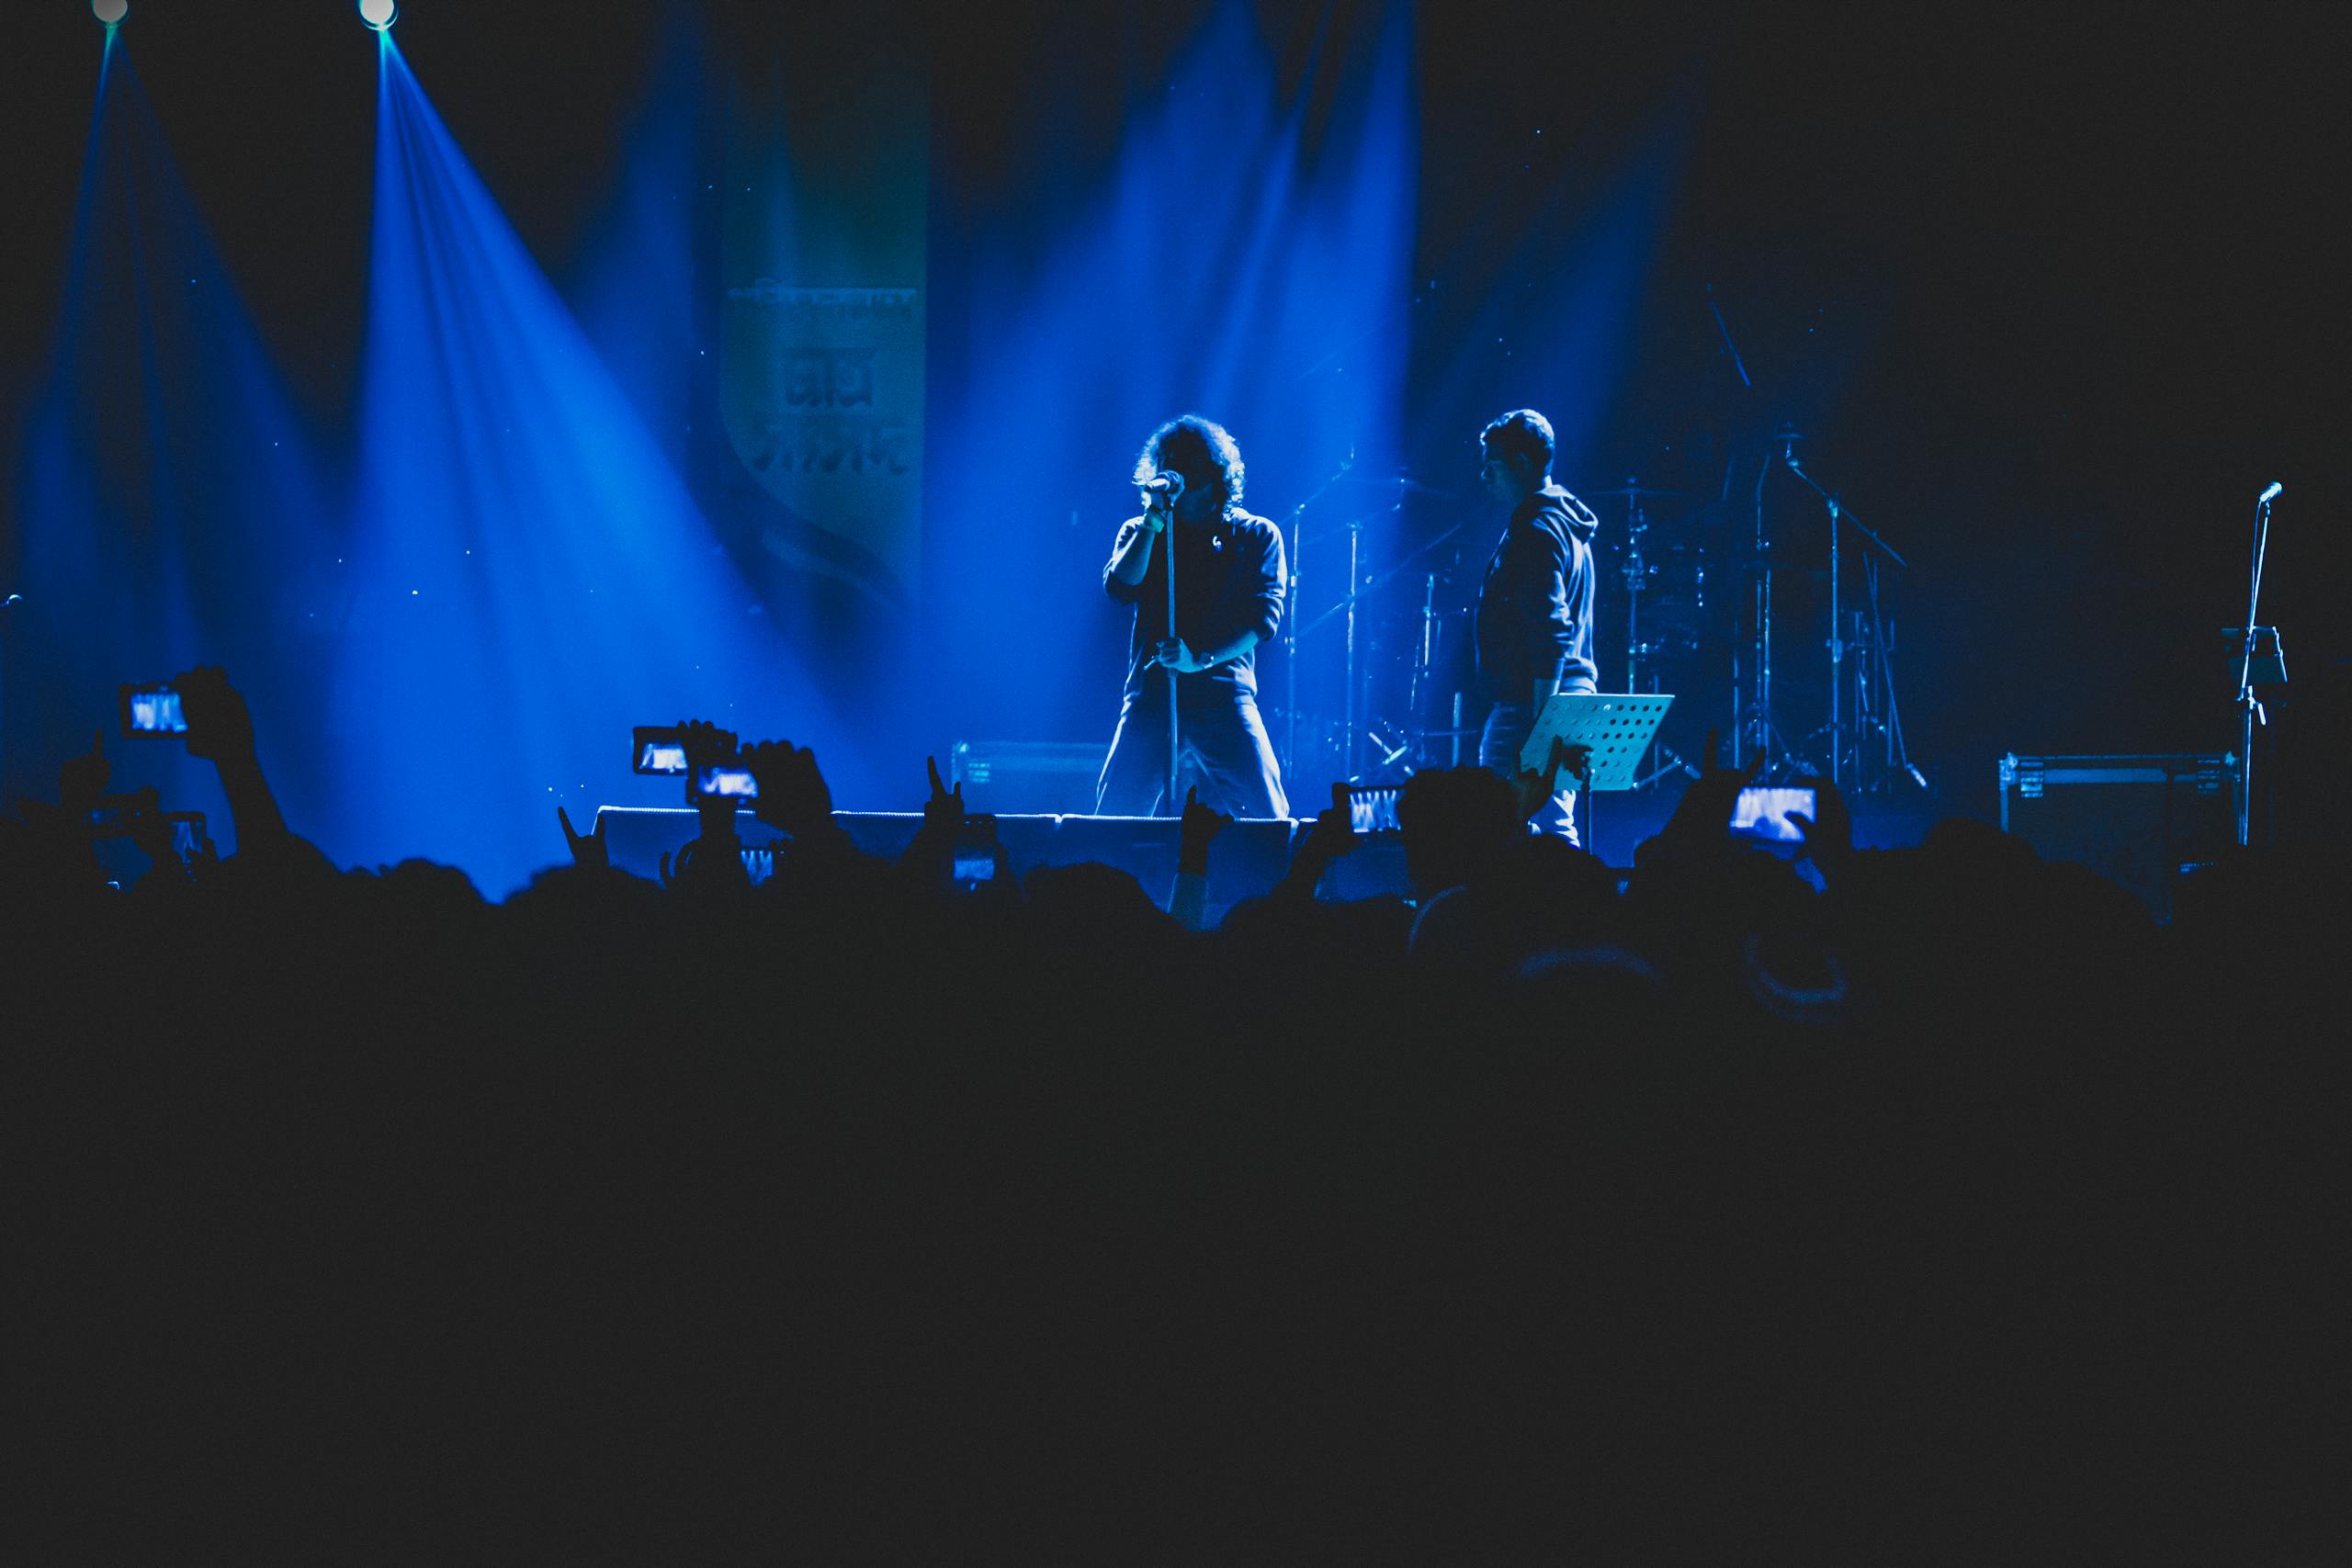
[[93, 0, 128, 26], [359, 0, 397, 30]]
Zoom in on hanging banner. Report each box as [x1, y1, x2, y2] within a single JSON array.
[[722, 281, 922, 594]]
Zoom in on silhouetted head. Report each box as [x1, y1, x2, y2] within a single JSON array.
[[1398, 766, 1525, 900], [1479, 408, 1554, 504], [1135, 413, 1244, 525], [1023, 861, 1175, 942]]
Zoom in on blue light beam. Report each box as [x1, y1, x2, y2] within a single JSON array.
[[330, 37, 844, 895], [925, 0, 1417, 781], [7, 33, 333, 839]]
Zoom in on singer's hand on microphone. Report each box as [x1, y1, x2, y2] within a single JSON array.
[[1153, 637, 1209, 673]]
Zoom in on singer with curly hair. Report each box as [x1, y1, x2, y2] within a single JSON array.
[[1097, 413, 1289, 818]]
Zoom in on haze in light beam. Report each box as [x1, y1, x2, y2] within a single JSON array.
[[9, 32, 331, 834], [331, 37, 843, 894]]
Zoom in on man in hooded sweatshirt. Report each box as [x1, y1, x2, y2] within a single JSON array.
[[1473, 408, 1600, 843]]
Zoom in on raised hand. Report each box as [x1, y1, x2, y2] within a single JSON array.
[[677, 719, 738, 773], [1278, 783, 1360, 901], [557, 804, 609, 870], [60, 728, 109, 816], [1310, 782, 1364, 858], [1659, 727, 1765, 853], [1786, 773, 1854, 881], [741, 739, 833, 838], [1178, 784, 1232, 874], [175, 666, 289, 848], [174, 666, 255, 764], [922, 755, 965, 832]]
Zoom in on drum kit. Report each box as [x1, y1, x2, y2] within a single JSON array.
[[1267, 434, 1928, 796]]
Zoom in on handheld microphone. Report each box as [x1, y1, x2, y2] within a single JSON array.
[[1140, 470, 1186, 499], [2257, 480, 2282, 505]]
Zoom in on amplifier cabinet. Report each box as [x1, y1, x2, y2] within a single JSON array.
[[1996, 752, 2238, 918]]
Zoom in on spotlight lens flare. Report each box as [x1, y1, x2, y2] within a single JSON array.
[[359, 0, 397, 29], [94, 0, 128, 25]]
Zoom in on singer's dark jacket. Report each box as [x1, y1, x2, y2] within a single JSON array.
[[1102, 509, 1287, 699], [1475, 482, 1601, 702]]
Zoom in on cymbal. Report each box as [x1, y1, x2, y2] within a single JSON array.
[[1334, 468, 1456, 498], [1725, 553, 1828, 578]]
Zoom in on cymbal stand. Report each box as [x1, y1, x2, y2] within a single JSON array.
[[1278, 452, 1358, 781], [1407, 570, 1439, 735], [1295, 512, 1461, 781], [1734, 446, 1808, 778], [1612, 484, 1675, 786], [1846, 602, 1876, 795], [1862, 555, 1929, 792], [1620, 491, 1648, 696]]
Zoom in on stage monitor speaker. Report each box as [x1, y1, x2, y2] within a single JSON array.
[[949, 740, 1104, 815], [1997, 752, 2237, 919]]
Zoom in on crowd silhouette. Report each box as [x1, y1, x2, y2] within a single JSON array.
[[4, 671, 2335, 1557]]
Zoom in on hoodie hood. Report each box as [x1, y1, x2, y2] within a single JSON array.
[[1542, 482, 1600, 543]]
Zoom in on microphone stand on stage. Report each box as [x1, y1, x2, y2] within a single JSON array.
[[1161, 493, 1181, 817], [1781, 448, 1922, 793]]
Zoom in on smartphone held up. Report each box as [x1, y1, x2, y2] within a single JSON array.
[[119, 682, 188, 737], [690, 765, 760, 803], [1729, 785, 1815, 847]]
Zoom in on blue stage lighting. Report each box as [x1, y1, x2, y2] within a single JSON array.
[[333, 42, 848, 893], [359, 0, 397, 30], [93, 0, 128, 26]]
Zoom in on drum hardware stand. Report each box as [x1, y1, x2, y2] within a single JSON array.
[[1604, 479, 1702, 788], [1278, 451, 1359, 783], [1404, 570, 1460, 773], [1619, 483, 1650, 698], [1734, 436, 1812, 780], [1295, 513, 1462, 781], [1780, 449, 1919, 794], [1855, 560, 1929, 793], [1403, 568, 1488, 773]]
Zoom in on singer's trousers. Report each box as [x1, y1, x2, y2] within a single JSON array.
[[1096, 683, 1289, 819]]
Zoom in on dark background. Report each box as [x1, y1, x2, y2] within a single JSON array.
[[2, 1, 2341, 831]]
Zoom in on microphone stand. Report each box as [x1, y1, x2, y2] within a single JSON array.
[[1163, 501, 1181, 817], [2233, 486, 2280, 847], [1781, 453, 1909, 791]]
